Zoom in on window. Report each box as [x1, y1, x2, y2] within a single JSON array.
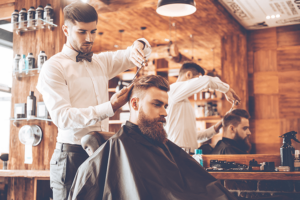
[[0, 45, 13, 154]]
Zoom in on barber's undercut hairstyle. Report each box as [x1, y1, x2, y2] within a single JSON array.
[[223, 109, 250, 130], [179, 62, 205, 77], [63, 2, 98, 25], [129, 75, 170, 106]]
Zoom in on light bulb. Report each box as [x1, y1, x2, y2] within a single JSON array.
[[276, 14, 280, 18], [266, 16, 270, 19], [271, 15, 275, 18]]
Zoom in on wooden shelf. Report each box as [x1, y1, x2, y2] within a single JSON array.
[[0, 170, 50, 179], [192, 98, 222, 103], [196, 116, 221, 123], [156, 68, 180, 72], [109, 120, 126, 124]]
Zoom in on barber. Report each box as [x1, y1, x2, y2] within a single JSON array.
[[36, 2, 151, 200]]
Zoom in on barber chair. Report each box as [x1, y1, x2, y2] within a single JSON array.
[[81, 131, 115, 156]]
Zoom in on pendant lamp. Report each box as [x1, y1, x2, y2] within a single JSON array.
[[156, 0, 196, 17]]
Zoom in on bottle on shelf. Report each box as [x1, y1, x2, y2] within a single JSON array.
[[18, 8, 27, 29], [35, 5, 44, 28], [211, 90, 216, 99], [198, 105, 204, 118], [11, 9, 19, 30], [204, 103, 211, 117], [13, 54, 21, 75], [26, 53, 35, 74], [295, 150, 300, 171], [192, 149, 203, 166], [27, 6, 35, 29], [212, 103, 219, 116], [19, 54, 27, 74], [27, 91, 36, 119], [199, 92, 203, 100], [44, 4, 54, 24], [38, 51, 47, 71], [205, 90, 211, 99]]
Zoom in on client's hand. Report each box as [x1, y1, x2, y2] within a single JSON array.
[[110, 83, 134, 112], [225, 88, 241, 105]]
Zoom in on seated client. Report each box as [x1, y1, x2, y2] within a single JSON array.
[[68, 75, 237, 200], [212, 109, 251, 154]]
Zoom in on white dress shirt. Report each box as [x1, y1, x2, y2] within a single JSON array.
[[166, 76, 230, 152], [36, 39, 151, 144]]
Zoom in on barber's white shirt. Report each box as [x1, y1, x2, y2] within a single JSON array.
[[166, 76, 230, 152], [36, 39, 151, 144]]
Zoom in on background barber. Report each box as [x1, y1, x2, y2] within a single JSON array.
[[36, 2, 151, 200]]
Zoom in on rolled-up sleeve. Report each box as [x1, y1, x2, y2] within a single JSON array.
[[171, 76, 230, 103], [36, 60, 114, 130]]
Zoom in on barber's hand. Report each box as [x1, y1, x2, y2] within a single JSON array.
[[225, 88, 241, 105], [130, 41, 147, 68], [110, 84, 134, 112]]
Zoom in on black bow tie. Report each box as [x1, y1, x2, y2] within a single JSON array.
[[76, 52, 93, 62]]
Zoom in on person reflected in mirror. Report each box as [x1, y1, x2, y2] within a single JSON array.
[[166, 62, 241, 153], [211, 109, 251, 154]]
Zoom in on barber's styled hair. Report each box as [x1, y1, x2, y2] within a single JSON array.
[[179, 62, 205, 77], [223, 109, 250, 129], [129, 75, 170, 102], [63, 2, 98, 24]]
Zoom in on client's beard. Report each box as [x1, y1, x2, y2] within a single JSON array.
[[137, 108, 168, 144], [235, 133, 252, 152]]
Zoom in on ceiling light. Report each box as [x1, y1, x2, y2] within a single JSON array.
[[156, 0, 196, 17], [81, 0, 88, 2], [114, 45, 119, 48], [165, 38, 170, 42], [276, 14, 280, 18], [266, 16, 270, 19], [184, 49, 189, 52], [271, 15, 275, 18]]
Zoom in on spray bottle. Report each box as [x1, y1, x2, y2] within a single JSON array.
[[279, 131, 300, 171]]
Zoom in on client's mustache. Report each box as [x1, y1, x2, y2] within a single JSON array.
[[83, 42, 93, 45], [155, 117, 166, 124]]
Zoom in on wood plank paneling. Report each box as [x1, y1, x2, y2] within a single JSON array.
[[277, 48, 300, 72], [277, 25, 300, 47], [251, 119, 281, 154], [253, 50, 277, 72], [253, 72, 278, 94], [278, 71, 300, 94], [221, 34, 248, 114], [247, 51, 254, 74], [253, 95, 279, 119], [9, 0, 67, 171], [248, 28, 277, 51], [279, 95, 300, 118]]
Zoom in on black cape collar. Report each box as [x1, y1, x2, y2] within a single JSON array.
[[221, 137, 247, 153], [124, 121, 167, 150]]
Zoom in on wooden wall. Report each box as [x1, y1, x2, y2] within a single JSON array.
[[9, 0, 67, 171], [248, 25, 300, 154], [221, 34, 248, 114]]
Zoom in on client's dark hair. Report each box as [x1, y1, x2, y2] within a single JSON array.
[[63, 2, 98, 24], [179, 62, 205, 77], [223, 109, 250, 130], [129, 75, 169, 104]]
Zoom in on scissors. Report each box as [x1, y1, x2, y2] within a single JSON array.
[[130, 60, 147, 84], [229, 100, 240, 112]]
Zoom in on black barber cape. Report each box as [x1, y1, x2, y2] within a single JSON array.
[[211, 137, 247, 154], [69, 121, 237, 200]]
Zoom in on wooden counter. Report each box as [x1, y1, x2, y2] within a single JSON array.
[[1, 170, 300, 180], [209, 171, 300, 180], [0, 170, 50, 179]]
